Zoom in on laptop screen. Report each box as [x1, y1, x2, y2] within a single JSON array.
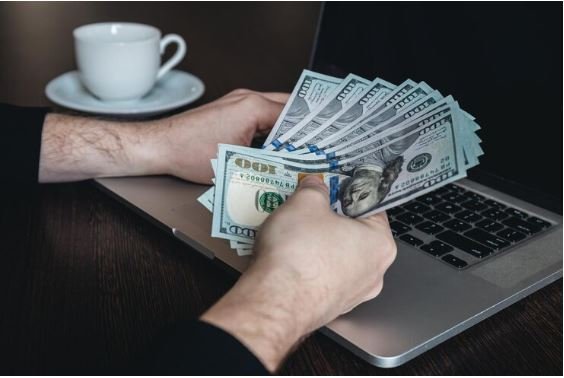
[[311, 3, 562, 213]]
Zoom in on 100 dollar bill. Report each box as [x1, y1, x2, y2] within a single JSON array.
[[212, 110, 468, 243], [211, 145, 347, 242], [263, 69, 342, 149]]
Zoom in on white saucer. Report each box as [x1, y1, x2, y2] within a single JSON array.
[[45, 70, 205, 116]]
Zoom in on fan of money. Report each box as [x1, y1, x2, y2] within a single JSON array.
[[197, 69, 483, 256]]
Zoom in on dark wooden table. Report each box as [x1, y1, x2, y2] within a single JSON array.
[[0, 3, 561, 375]]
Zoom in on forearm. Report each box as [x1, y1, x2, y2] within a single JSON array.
[[200, 262, 317, 372], [38, 113, 170, 182]]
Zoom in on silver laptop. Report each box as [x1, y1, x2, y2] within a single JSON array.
[[95, 4, 562, 368]]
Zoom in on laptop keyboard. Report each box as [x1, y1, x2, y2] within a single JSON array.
[[388, 183, 554, 269]]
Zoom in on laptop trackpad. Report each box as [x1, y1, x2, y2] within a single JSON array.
[[471, 237, 562, 289]]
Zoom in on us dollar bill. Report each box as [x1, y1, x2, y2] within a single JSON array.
[[263, 70, 342, 149], [211, 113, 468, 242], [197, 186, 215, 212], [211, 145, 348, 243], [324, 91, 448, 157], [306, 79, 417, 152], [315, 81, 435, 154], [332, 105, 465, 168], [290, 77, 396, 154], [271, 74, 371, 151]]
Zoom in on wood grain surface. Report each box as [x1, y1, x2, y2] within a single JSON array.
[[0, 2, 561, 375]]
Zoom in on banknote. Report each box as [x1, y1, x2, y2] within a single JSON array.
[[211, 145, 348, 242], [288, 78, 396, 154], [211, 112, 468, 243], [312, 82, 435, 154], [305, 79, 419, 151], [322, 93, 456, 161], [270, 74, 371, 151], [203, 70, 482, 253], [197, 187, 215, 212], [263, 70, 342, 149]]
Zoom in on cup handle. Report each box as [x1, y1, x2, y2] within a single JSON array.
[[157, 34, 187, 80]]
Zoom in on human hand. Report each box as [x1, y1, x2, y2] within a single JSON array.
[[149, 89, 289, 183], [38, 89, 287, 183], [201, 175, 397, 371]]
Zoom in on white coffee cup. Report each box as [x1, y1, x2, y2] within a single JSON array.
[[74, 22, 186, 101]]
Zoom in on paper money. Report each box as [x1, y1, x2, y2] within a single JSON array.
[[198, 70, 482, 254], [270, 74, 371, 151], [293, 78, 396, 154], [211, 145, 347, 242], [263, 69, 342, 149]]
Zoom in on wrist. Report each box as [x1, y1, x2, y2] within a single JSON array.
[[122, 118, 177, 177], [200, 262, 316, 372]]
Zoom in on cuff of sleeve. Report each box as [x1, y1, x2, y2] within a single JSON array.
[[142, 320, 270, 375], [0, 104, 49, 185]]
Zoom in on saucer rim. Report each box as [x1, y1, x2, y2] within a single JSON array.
[[45, 70, 205, 115]]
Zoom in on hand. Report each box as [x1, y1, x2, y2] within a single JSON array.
[[39, 89, 288, 183], [150, 89, 289, 183], [201, 175, 397, 371]]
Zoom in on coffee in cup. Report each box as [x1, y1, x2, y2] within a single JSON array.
[[73, 22, 186, 101]]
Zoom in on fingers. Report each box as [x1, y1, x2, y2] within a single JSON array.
[[358, 212, 391, 232], [251, 97, 286, 134], [224, 89, 289, 104], [286, 175, 330, 209], [259, 92, 290, 104], [298, 175, 329, 196]]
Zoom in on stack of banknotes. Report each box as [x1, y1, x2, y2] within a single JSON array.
[[197, 69, 483, 256]]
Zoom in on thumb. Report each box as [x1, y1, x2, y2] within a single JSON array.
[[289, 174, 330, 207]]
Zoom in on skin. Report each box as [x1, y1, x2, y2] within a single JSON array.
[[201, 175, 396, 371], [39, 89, 288, 183], [37, 89, 397, 373]]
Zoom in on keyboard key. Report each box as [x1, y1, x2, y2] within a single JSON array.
[[441, 193, 467, 203], [444, 219, 472, 232], [437, 230, 493, 258], [455, 210, 483, 223], [417, 194, 442, 205], [415, 221, 444, 235], [466, 192, 485, 201], [387, 206, 405, 217], [446, 184, 466, 194], [465, 229, 510, 250], [399, 233, 424, 246], [396, 212, 424, 225], [423, 210, 450, 223], [476, 219, 504, 232], [527, 216, 551, 229], [505, 207, 528, 218], [502, 217, 542, 235], [432, 186, 452, 196], [404, 202, 431, 214], [496, 228, 526, 242], [390, 221, 411, 237], [421, 241, 453, 256], [460, 200, 487, 211], [485, 199, 507, 209], [481, 208, 509, 221], [442, 254, 468, 269], [435, 202, 462, 214]]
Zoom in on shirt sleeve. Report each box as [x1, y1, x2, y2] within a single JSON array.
[[0, 103, 49, 185], [141, 320, 269, 375]]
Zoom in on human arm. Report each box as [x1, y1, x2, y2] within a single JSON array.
[[200, 175, 397, 372], [38, 90, 287, 183], [1, 90, 288, 185]]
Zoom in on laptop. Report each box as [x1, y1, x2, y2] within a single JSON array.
[[95, 3, 562, 368]]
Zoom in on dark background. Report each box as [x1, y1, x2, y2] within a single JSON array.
[[0, 2, 561, 375]]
